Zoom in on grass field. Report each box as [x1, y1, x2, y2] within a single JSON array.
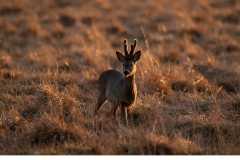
[[0, 0, 240, 155]]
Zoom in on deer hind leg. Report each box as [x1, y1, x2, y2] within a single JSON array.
[[110, 103, 118, 122], [94, 94, 107, 116], [120, 102, 129, 126]]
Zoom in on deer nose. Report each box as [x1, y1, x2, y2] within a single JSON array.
[[124, 71, 130, 76]]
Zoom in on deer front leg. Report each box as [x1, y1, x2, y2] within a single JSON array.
[[120, 102, 128, 126]]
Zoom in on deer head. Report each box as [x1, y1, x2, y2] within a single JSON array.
[[116, 39, 141, 77]]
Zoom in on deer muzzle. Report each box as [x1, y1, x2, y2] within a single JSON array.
[[124, 70, 130, 76]]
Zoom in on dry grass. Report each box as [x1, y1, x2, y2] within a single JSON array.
[[0, 0, 240, 155]]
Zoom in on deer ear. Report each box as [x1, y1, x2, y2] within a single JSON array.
[[133, 50, 141, 61], [116, 51, 125, 62]]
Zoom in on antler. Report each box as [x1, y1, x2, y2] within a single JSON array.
[[129, 39, 137, 56], [124, 39, 128, 56]]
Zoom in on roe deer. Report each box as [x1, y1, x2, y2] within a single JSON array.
[[94, 39, 141, 126]]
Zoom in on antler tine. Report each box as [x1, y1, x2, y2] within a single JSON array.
[[129, 39, 138, 56], [124, 39, 128, 56], [133, 39, 137, 48]]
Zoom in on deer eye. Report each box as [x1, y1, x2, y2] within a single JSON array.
[[130, 63, 133, 66]]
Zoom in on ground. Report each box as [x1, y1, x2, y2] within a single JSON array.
[[0, 0, 240, 155]]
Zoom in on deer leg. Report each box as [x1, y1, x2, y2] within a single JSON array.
[[94, 94, 107, 116], [110, 103, 118, 117], [110, 103, 118, 123], [120, 103, 128, 126]]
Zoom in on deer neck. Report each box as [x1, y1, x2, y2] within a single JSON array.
[[123, 74, 137, 103], [124, 74, 135, 88]]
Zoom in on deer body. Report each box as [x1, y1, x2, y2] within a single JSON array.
[[94, 39, 141, 126], [99, 69, 137, 105]]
